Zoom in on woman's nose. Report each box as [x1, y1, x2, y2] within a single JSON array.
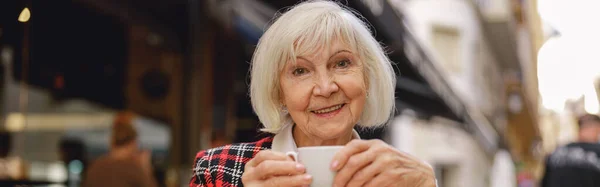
[[313, 74, 339, 97]]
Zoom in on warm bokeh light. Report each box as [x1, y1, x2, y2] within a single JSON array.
[[18, 7, 30, 23]]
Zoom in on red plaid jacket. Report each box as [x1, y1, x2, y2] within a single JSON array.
[[189, 136, 274, 187]]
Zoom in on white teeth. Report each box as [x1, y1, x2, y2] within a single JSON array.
[[313, 104, 343, 114]]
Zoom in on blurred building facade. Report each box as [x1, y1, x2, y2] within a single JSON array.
[[391, 0, 505, 186], [392, 113, 494, 187], [391, 0, 547, 186]]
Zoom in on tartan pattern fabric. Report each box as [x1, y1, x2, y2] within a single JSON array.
[[190, 136, 274, 187]]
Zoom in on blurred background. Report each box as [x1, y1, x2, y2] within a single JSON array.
[[0, 0, 597, 186]]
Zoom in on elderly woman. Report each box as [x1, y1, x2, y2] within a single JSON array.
[[191, 1, 436, 187]]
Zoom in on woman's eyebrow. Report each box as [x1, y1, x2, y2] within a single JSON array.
[[328, 50, 352, 60], [296, 56, 312, 63], [295, 49, 352, 63]]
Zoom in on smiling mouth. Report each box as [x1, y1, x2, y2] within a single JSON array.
[[311, 104, 345, 114]]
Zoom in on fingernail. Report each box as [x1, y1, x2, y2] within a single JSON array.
[[330, 160, 338, 170], [304, 174, 312, 180], [296, 163, 305, 171]]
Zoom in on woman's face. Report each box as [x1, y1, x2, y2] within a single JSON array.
[[279, 40, 367, 140]]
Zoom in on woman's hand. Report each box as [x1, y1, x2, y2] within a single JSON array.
[[242, 150, 313, 187], [331, 139, 436, 187]]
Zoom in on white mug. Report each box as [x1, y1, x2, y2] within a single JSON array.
[[286, 146, 344, 187]]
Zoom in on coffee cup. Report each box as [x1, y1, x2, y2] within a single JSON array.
[[286, 146, 344, 187]]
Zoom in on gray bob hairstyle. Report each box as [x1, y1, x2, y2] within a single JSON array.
[[250, 0, 396, 133]]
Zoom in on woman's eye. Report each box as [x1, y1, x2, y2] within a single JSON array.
[[292, 68, 308, 76], [335, 60, 351, 68]]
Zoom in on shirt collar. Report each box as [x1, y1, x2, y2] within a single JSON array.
[[271, 122, 361, 153]]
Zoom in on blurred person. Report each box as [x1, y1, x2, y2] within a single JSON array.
[[541, 114, 600, 187], [190, 1, 436, 187], [0, 131, 27, 180], [0, 131, 11, 179], [58, 138, 87, 187], [83, 111, 158, 187]]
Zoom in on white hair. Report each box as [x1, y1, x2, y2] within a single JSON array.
[[250, 0, 396, 133]]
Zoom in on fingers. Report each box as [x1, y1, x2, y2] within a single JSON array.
[[330, 140, 436, 187], [345, 155, 391, 187], [363, 168, 436, 187], [247, 150, 292, 167], [331, 139, 372, 171], [252, 160, 306, 179], [243, 171, 312, 187], [264, 174, 313, 187], [363, 171, 397, 187], [333, 142, 379, 187], [243, 150, 307, 184]]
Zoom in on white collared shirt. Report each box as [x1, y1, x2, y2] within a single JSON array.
[[270, 123, 361, 153]]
